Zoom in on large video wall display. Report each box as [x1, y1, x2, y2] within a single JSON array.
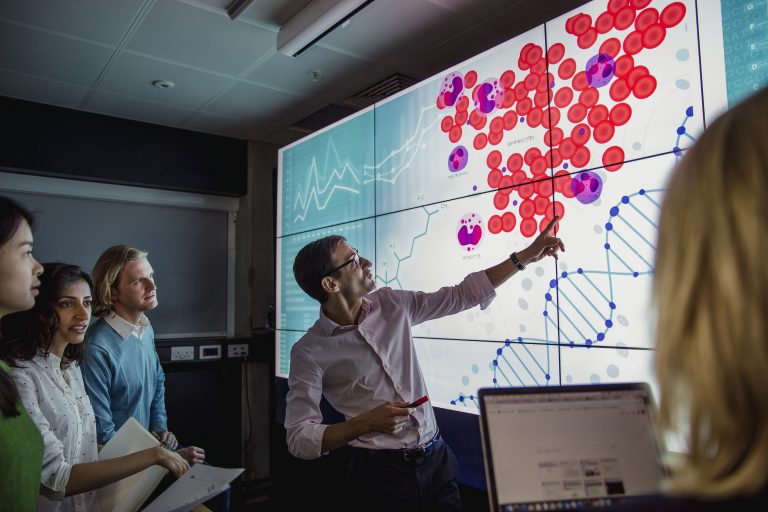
[[276, 0, 767, 412]]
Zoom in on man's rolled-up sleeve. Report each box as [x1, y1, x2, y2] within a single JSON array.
[[284, 345, 328, 460]]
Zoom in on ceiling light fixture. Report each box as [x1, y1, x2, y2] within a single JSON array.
[[152, 80, 175, 89], [276, 0, 375, 58]]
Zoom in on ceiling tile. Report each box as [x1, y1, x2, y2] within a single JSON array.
[[0, 0, 145, 46], [85, 90, 195, 127], [428, 0, 527, 20], [127, 0, 277, 75], [0, 70, 90, 109], [0, 21, 112, 87], [98, 52, 235, 110], [246, 44, 378, 99], [203, 81, 303, 119]]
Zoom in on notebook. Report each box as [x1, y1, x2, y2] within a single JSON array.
[[478, 383, 666, 512]]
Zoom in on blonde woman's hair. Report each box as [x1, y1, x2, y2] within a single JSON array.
[[654, 87, 768, 498], [91, 245, 149, 317]]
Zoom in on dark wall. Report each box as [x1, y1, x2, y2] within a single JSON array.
[[0, 96, 247, 196]]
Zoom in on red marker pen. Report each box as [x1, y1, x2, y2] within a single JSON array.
[[408, 395, 429, 408]]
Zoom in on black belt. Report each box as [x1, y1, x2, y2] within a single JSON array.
[[354, 432, 443, 461]]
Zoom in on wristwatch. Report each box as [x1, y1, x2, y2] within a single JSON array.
[[510, 252, 525, 271]]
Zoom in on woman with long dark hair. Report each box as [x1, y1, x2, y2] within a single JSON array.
[[1, 262, 190, 511], [0, 195, 44, 511]]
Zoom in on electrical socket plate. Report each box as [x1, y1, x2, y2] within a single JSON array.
[[171, 346, 194, 361], [228, 343, 249, 358]]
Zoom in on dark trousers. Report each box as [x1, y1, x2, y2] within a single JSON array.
[[346, 438, 462, 512]]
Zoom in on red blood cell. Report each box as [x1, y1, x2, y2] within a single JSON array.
[[572, 14, 593, 36], [571, 123, 591, 146], [503, 111, 518, 130], [547, 43, 565, 64], [470, 109, 487, 130], [571, 146, 591, 168], [553, 201, 565, 218], [633, 75, 657, 99], [588, 105, 609, 127], [488, 130, 503, 145], [494, 190, 510, 210], [464, 71, 478, 88], [500, 70, 516, 88], [520, 218, 538, 238], [623, 31, 643, 55], [599, 37, 621, 57], [488, 215, 503, 234], [449, 126, 462, 143], [534, 91, 549, 108], [565, 15, 576, 34], [614, 7, 636, 30], [501, 90, 516, 109], [602, 146, 625, 171], [615, 55, 634, 77], [554, 87, 574, 108], [527, 46, 543, 65], [547, 148, 563, 168], [542, 107, 561, 128], [524, 147, 542, 166], [642, 24, 666, 49], [596, 12, 615, 34], [567, 103, 587, 123], [633, 0, 652, 7], [558, 58, 577, 80], [540, 216, 556, 234], [546, 127, 564, 147], [578, 28, 599, 49], [608, 0, 628, 14], [524, 73, 539, 91], [517, 97, 533, 115], [490, 116, 504, 133], [536, 179, 554, 198], [441, 116, 453, 133], [512, 170, 527, 185], [456, 96, 469, 112], [572, 71, 589, 91], [519, 199, 536, 219], [559, 138, 576, 159], [635, 7, 659, 31], [520, 43, 535, 61], [515, 82, 528, 101], [594, 120, 616, 143], [518, 58, 530, 71], [610, 78, 631, 101], [487, 168, 503, 188], [579, 87, 599, 108], [660, 2, 686, 28], [534, 195, 550, 215], [609, 103, 632, 126], [499, 176, 513, 191], [532, 59, 547, 75], [455, 110, 468, 126], [473, 133, 488, 150], [519, 183, 535, 199], [626, 65, 649, 88], [527, 107, 543, 127], [560, 177, 575, 197], [507, 153, 523, 171], [487, 150, 502, 169], [502, 212, 517, 232], [536, 74, 550, 93], [531, 156, 549, 176]]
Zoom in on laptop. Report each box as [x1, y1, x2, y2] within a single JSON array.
[[478, 383, 666, 512]]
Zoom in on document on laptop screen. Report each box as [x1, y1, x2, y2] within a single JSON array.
[[484, 389, 663, 506]]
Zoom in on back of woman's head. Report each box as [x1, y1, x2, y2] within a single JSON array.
[[654, 87, 768, 498], [0, 262, 93, 365]]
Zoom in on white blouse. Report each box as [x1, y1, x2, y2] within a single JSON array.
[[12, 352, 101, 512]]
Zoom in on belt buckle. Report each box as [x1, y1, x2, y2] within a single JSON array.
[[402, 445, 426, 461]]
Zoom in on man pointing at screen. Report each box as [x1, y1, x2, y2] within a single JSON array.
[[286, 217, 564, 511]]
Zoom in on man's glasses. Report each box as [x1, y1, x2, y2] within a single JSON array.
[[326, 248, 360, 276]]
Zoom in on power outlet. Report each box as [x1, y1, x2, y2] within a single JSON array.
[[170, 346, 195, 361], [228, 343, 249, 358]]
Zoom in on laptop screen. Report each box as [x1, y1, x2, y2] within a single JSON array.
[[479, 384, 665, 511]]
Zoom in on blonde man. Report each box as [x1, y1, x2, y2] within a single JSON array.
[[81, 246, 203, 466], [605, 90, 768, 511]]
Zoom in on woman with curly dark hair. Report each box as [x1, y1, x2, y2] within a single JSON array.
[[1, 262, 190, 511], [0, 195, 44, 512]]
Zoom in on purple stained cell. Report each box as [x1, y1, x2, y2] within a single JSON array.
[[571, 171, 603, 204], [585, 53, 616, 88], [448, 145, 469, 172], [473, 78, 505, 115], [456, 213, 483, 251]]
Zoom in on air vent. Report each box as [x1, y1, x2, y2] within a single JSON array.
[[339, 73, 418, 108]]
